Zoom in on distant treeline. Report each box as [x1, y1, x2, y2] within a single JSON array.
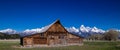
[[86, 30, 120, 41], [0, 32, 20, 39]]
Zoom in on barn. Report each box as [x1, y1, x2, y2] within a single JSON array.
[[20, 20, 83, 47]]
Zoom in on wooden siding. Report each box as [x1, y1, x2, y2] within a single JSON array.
[[47, 21, 67, 32], [33, 37, 47, 44], [21, 20, 83, 46]]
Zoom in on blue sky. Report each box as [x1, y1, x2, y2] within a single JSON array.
[[0, 0, 120, 31]]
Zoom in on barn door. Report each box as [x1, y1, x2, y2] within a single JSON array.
[[26, 38, 33, 45], [59, 35, 66, 45]]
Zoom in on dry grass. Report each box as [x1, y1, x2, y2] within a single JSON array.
[[0, 40, 120, 50]]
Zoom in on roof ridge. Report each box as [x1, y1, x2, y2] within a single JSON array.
[[39, 19, 60, 33]]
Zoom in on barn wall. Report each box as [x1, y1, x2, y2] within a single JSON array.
[[47, 22, 67, 32], [33, 37, 47, 44], [21, 20, 83, 46], [23, 37, 33, 45], [45, 21, 69, 45], [22, 32, 83, 46], [68, 33, 79, 38], [67, 33, 82, 44], [46, 32, 67, 45], [23, 33, 48, 46]]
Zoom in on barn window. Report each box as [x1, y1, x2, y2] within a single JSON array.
[[59, 35, 64, 39], [40, 33, 44, 37]]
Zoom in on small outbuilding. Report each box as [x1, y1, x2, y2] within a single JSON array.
[[20, 20, 83, 47]]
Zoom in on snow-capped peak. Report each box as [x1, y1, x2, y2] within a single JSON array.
[[80, 25, 105, 33], [93, 27, 98, 30], [0, 25, 106, 37], [22, 28, 43, 34], [0, 29, 17, 34], [91, 26, 105, 33], [80, 25, 90, 32], [66, 27, 79, 33], [91, 27, 99, 32], [118, 30, 120, 32], [81, 25, 85, 28]]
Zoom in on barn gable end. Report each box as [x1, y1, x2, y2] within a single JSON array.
[[46, 20, 68, 33]]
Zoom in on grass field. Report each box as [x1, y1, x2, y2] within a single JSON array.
[[0, 40, 120, 50]]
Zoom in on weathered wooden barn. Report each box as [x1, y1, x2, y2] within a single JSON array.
[[20, 20, 83, 47]]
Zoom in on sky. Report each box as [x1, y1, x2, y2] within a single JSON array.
[[0, 0, 120, 31]]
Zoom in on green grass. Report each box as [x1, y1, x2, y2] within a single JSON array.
[[0, 40, 120, 50]]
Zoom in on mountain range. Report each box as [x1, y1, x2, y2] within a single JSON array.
[[0, 25, 119, 37], [0, 29, 17, 34], [66, 25, 105, 38]]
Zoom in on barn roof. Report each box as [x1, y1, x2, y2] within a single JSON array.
[[22, 19, 83, 38], [39, 19, 60, 33], [21, 19, 62, 37]]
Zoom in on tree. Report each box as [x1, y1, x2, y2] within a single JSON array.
[[0, 32, 20, 39], [88, 34, 103, 40], [103, 30, 119, 41]]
